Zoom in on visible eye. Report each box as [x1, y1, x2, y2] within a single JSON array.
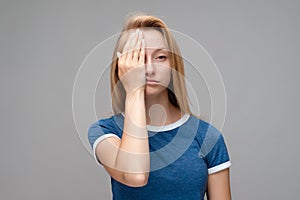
[[156, 55, 167, 61]]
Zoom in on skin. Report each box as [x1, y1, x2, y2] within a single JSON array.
[[207, 169, 231, 200], [142, 29, 181, 125], [96, 28, 149, 187], [95, 28, 231, 199]]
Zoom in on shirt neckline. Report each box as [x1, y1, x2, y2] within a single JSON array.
[[120, 112, 191, 132], [147, 113, 190, 132]]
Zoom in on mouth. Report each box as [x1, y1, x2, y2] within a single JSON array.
[[146, 79, 159, 85]]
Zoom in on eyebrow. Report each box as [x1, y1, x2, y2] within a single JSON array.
[[151, 48, 169, 53]]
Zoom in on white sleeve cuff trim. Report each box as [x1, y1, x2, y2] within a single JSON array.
[[208, 161, 231, 174], [92, 134, 120, 167]]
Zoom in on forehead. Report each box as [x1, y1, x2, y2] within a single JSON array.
[[141, 29, 168, 50]]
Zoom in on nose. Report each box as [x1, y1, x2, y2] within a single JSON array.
[[145, 57, 155, 76]]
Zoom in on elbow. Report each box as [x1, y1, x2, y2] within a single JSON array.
[[123, 172, 149, 187]]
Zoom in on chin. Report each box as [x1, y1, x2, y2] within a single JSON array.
[[145, 89, 159, 97], [145, 86, 167, 97]]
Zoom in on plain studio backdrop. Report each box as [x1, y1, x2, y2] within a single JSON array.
[[1, 0, 299, 199]]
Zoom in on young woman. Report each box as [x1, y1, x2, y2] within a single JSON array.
[[88, 14, 231, 200]]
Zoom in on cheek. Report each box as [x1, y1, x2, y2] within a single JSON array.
[[159, 67, 172, 87]]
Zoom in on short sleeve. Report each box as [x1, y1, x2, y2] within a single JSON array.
[[199, 124, 231, 174], [87, 117, 120, 166]]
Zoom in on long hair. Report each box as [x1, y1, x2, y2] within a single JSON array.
[[110, 14, 191, 115]]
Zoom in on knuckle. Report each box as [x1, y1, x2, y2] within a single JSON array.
[[125, 60, 130, 67]]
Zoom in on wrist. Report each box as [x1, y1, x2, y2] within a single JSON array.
[[126, 87, 145, 101]]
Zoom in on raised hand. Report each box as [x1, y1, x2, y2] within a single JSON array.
[[117, 29, 145, 95]]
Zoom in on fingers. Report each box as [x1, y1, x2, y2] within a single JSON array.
[[138, 38, 145, 66], [119, 29, 144, 65], [117, 51, 121, 58], [122, 29, 138, 60], [117, 29, 146, 94], [125, 31, 139, 61], [132, 31, 142, 62], [123, 29, 138, 53]]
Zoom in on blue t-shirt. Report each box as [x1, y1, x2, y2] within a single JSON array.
[[88, 113, 231, 200]]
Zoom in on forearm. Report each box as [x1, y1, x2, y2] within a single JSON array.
[[115, 88, 150, 175]]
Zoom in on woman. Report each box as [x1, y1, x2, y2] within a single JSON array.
[[88, 14, 231, 200]]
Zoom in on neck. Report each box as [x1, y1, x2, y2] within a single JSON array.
[[145, 90, 181, 126]]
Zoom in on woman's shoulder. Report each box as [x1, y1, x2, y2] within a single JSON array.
[[189, 114, 223, 139], [93, 113, 124, 131], [88, 113, 124, 139], [95, 113, 123, 123], [189, 114, 211, 129]]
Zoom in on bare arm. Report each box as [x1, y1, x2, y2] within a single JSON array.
[[95, 29, 149, 187], [206, 168, 231, 200]]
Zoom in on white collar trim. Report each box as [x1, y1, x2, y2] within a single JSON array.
[[147, 113, 190, 132], [120, 113, 190, 132]]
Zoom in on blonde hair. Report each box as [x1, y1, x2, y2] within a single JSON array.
[[110, 14, 191, 115]]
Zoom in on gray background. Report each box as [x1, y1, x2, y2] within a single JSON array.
[[1, 0, 299, 199]]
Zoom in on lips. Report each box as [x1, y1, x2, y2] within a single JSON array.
[[146, 79, 159, 85]]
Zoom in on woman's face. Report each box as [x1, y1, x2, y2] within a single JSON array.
[[142, 29, 172, 97]]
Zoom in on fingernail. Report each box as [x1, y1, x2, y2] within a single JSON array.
[[117, 51, 121, 58]]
